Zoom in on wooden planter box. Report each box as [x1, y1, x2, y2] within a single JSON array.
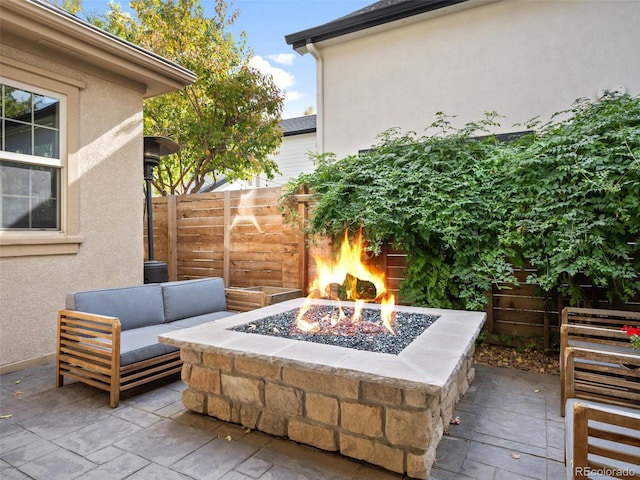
[[225, 286, 303, 312]]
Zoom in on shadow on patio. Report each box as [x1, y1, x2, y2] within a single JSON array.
[[0, 363, 563, 480]]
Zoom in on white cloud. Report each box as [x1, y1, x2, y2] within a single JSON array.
[[285, 91, 303, 103], [267, 53, 295, 66], [248, 56, 309, 115], [249, 55, 295, 91]]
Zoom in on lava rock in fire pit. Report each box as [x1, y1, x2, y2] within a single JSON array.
[[230, 305, 439, 355]]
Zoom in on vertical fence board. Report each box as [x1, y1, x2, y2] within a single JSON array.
[[223, 190, 231, 287], [167, 195, 177, 281]]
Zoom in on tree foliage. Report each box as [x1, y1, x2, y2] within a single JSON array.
[[282, 95, 640, 310], [74, 0, 284, 194]]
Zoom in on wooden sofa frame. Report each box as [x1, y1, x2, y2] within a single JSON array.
[[561, 307, 640, 416], [56, 288, 262, 408], [566, 400, 640, 479]]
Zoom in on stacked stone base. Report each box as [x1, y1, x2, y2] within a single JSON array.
[[179, 347, 475, 479]]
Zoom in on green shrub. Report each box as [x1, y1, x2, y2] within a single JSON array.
[[281, 95, 640, 310], [502, 95, 640, 304]]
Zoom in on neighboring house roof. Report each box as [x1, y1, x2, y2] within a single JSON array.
[[281, 115, 317, 137], [199, 175, 228, 193], [0, 0, 196, 97]]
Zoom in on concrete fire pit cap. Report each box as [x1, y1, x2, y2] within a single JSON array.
[[159, 298, 486, 393]]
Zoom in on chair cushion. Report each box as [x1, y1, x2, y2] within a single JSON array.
[[161, 278, 227, 322], [170, 310, 236, 328], [101, 324, 182, 366], [66, 284, 165, 331], [569, 340, 635, 355], [568, 340, 638, 369]]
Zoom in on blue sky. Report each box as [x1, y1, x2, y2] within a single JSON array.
[[79, 0, 374, 119], [229, 0, 373, 118]]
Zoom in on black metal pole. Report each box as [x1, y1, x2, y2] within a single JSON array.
[[143, 136, 178, 283], [144, 162, 155, 261]]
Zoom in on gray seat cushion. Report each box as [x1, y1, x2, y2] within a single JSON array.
[[66, 285, 165, 331], [568, 341, 638, 368], [106, 324, 182, 366], [569, 340, 635, 355], [170, 310, 236, 328], [161, 277, 227, 322]]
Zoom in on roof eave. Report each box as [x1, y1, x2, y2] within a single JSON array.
[[286, 0, 497, 54], [283, 127, 316, 137], [0, 0, 196, 97]]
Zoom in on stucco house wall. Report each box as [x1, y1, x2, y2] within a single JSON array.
[[290, 0, 640, 158], [0, 0, 194, 371]]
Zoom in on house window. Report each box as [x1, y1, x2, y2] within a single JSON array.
[[1, 82, 62, 230]]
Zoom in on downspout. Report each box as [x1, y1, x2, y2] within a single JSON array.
[[306, 41, 324, 154]]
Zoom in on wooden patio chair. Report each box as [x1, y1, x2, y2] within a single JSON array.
[[560, 307, 640, 416], [565, 399, 640, 479], [562, 346, 640, 416]]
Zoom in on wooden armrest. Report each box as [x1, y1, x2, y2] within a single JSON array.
[[561, 324, 631, 352], [57, 309, 124, 407], [562, 323, 629, 337], [560, 324, 633, 377], [567, 400, 640, 479], [57, 309, 122, 375], [562, 307, 640, 328], [225, 288, 265, 312], [566, 346, 640, 369], [58, 309, 121, 345], [562, 346, 640, 415]]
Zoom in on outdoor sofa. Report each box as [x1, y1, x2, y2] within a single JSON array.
[[56, 277, 244, 407]]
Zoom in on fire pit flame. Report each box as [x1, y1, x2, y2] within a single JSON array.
[[296, 231, 396, 334]]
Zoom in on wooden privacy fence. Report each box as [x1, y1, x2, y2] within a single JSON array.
[[146, 187, 640, 348], [146, 187, 302, 290]]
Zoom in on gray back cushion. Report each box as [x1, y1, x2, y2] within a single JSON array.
[[65, 284, 165, 331], [162, 277, 227, 322]]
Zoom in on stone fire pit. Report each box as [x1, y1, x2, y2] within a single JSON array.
[[159, 298, 485, 479]]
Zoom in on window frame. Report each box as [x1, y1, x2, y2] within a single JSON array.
[[0, 59, 84, 257], [1, 80, 65, 231]]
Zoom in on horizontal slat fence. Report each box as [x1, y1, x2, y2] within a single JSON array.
[[146, 188, 302, 289], [146, 187, 640, 349]]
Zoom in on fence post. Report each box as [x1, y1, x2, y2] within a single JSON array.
[[298, 198, 308, 293], [484, 286, 495, 334], [167, 195, 178, 281], [223, 190, 231, 287]]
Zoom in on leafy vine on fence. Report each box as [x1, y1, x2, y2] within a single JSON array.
[[281, 95, 640, 310]]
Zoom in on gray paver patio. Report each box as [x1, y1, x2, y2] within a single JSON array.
[[0, 361, 564, 479]]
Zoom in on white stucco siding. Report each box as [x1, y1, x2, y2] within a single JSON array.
[[263, 132, 317, 187], [0, 47, 144, 369], [319, 0, 640, 157]]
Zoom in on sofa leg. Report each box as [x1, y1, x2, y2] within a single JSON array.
[[55, 366, 63, 387], [55, 361, 63, 387], [109, 389, 120, 408]]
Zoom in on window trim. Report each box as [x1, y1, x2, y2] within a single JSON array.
[[2, 79, 65, 231], [0, 59, 84, 257]]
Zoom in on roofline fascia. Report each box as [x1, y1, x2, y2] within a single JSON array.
[[283, 127, 317, 137], [285, 0, 468, 53], [2, 0, 196, 94]]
